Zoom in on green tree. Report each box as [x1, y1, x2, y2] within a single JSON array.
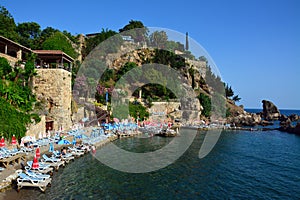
[[232, 95, 241, 102], [41, 27, 59, 39], [101, 69, 114, 82], [116, 62, 137, 80], [84, 28, 119, 57], [198, 93, 211, 117], [166, 41, 185, 52], [129, 101, 149, 120], [0, 57, 40, 140], [33, 26, 59, 49], [225, 84, 234, 98], [0, 57, 12, 79], [188, 66, 195, 89], [16, 22, 41, 48], [205, 65, 224, 94], [153, 49, 185, 70], [62, 30, 78, 44], [42, 31, 78, 59], [149, 31, 168, 48], [0, 97, 31, 140], [119, 20, 148, 43], [0, 6, 18, 40]]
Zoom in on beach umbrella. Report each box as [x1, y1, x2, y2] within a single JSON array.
[[36, 147, 40, 159], [0, 137, 5, 147], [11, 135, 17, 145], [32, 156, 39, 169], [57, 139, 71, 145]]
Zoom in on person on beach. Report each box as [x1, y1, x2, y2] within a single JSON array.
[[91, 145, 96, 155]]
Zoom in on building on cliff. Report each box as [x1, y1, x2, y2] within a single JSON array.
[[0, 35, 74, 137]]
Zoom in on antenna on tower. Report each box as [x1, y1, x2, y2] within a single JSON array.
[[185, 32, 189, 51]]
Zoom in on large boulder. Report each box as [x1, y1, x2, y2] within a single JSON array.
[[279, 118, 291, 128], [227, 112, 261, 127], [261, 100, 280, 120], [279, 122, 300, 135], [289, 114, 299, 122]]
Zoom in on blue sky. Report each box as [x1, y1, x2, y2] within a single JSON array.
[[2, 0, 300, 109]]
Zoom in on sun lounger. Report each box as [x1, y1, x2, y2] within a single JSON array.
[[42, 154, 61, 163], [20, 146, 34, 153], [25, 169, 51, 180], [52, 151, 74, 163], [26, 161, 53, 174], [68, 147, 85, 157], [17, 172, 51, 192], [42, 154, 65, 170], [0, 147, 21, 156]]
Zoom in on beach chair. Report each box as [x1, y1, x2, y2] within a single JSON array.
[[52, 151, 74, 163], [42, 154, 65, 170], [20, 146, 34, 153], [0, 153, 9, 159], [68, 147, 85, 157], [18, 173, 50, 184], [25, 169, 51, 180], [53, 150, 73, 158], [26, 161, 53, 175], [17, 173, 51, 192], [42, 154, 61, 163], [0, 148, 17, 156]]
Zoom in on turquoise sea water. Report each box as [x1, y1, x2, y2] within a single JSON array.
[[3, 126, 300, 199]]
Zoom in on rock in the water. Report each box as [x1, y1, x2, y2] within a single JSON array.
[[279, 122, 300, 135], [289, 114, 299, 121], [262, 100, 280, 120], [279, 114, 288, 121], [279, 118, 291, 127], [260, 120, 274, 126]]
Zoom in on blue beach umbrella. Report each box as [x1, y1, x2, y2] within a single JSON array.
[[57, 139, 71, 145]]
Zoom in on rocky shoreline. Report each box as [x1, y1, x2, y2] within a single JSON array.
[[226, 100, 300, 135]]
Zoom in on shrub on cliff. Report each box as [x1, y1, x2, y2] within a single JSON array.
[[198, 93, 211, 118], [0, 57, 40, 140]]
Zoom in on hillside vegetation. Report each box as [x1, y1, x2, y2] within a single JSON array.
[[0, 5, 243, 131]]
